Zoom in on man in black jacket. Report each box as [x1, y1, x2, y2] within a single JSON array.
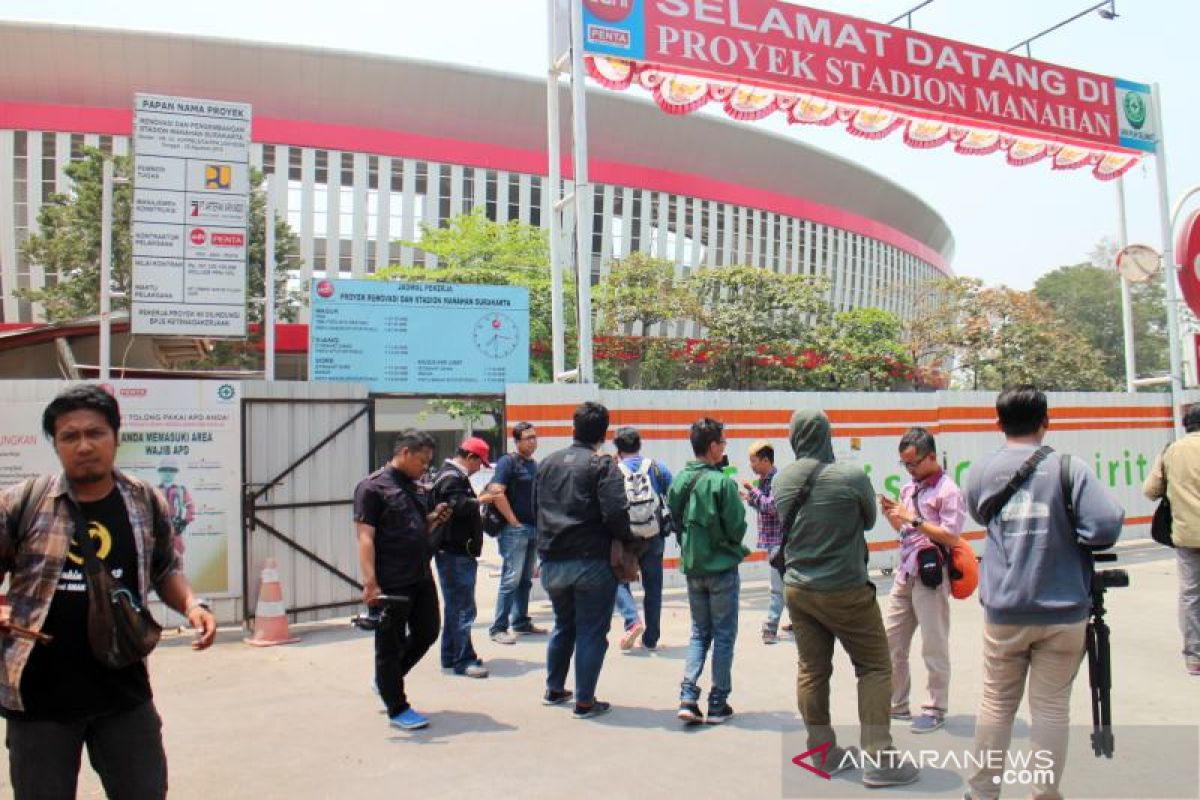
[[536, 402, 633, 719], [431, 437, 492, 679]]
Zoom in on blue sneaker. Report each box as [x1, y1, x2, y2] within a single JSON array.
[[389, 708, 429, 730], [911, 713, 944, 734]]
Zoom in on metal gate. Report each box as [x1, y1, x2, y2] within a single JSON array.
[[241, 382, 373, 625]]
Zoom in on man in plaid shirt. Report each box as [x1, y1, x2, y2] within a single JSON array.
[[739, 441, 788, 644]]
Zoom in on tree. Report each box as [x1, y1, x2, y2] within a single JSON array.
[[1033, 260, 1169, 386], [813, 307, 914, 391], [19, 148, 302, 327], [374, 209, 574, 384], [594, 252, 695, 334]]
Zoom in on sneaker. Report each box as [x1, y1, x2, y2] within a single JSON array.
[[889, 708, 913, 722], [911, 713, 944, 734], [456, 663, 489, 679], [706, 704, 734, 724], [824, 745, 860, 777], [1187, 661, 1200, 677], [676, 702, 704, 724], [573, 700, 611, 719], [862, 751, 920, 788], [389, 708, 429, 730], [542, 688, 574, 706], [490, 630, 517, 645], [513, 624, 548, 636], [762, 628, 779, 645], [620, 622, 645, 650]]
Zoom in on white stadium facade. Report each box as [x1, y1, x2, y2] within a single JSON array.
[[0, 21, 953, 328]]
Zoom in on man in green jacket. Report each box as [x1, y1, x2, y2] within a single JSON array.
[[775, 409, 918, 789], [666, 417, 748, 726]]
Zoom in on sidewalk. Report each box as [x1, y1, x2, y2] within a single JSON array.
[[4, 540, 1195, 799]]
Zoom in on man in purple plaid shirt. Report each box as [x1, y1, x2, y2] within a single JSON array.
[[739, 441, 788, 644]]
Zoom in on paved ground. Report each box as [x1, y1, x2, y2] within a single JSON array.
[[2, 540, 1196, 800]]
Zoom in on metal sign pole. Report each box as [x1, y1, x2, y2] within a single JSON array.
[[547, 0, 566, 380], [569, 0, 594, 383], [264, 173, 277, 381], [1151, 83, 1185, 435], [1115, 177, 1136, 393], [99, 159, 113, 381]]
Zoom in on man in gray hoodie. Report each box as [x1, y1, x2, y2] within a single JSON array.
[[776, 409, 918, 789], [964, 386, 1124, 800]]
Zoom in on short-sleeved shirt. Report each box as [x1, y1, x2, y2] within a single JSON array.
[[493, 453, 537, 526], [353, 465, 434, 590], [896, 470, 965, 585]]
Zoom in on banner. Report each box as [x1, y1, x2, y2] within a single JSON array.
[[581, 0, 1154, 179], [0, 381, 242, 596]]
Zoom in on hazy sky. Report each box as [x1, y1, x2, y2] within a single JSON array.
[[6, 0, 1199, 289]]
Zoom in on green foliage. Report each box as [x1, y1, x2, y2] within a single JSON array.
[[812, 307, 912, 390], [374, 209, 575, 385], [915, 276, 1116, 391], [18, 148, 302, 330], [594, 252, 694, 334], [1033, 261, 1168, 385]]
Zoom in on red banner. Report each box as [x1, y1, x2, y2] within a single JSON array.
[[643, 0, 1118, 149]]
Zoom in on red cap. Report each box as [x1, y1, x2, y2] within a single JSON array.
[[460, 436, 491, 467]]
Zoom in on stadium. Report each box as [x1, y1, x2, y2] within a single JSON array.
[[0, 20, 953, 337]]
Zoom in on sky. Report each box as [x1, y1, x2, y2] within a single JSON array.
[[5, 0, 1199, 290]]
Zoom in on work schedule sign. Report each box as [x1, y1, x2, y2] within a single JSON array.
[[131, 93, 251, 337], [309, 279, 530, 394]]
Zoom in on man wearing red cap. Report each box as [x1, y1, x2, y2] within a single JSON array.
[[430, 437, 493, 678]]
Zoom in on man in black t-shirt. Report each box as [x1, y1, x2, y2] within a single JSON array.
[[0, 385, 216, 800], [487, 421, 546, 644], [354, 429, 450, 731]]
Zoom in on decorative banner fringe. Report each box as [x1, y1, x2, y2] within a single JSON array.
[[585, 56, 1142, 181]]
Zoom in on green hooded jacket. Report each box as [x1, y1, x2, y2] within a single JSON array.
[[666, 461, 749, 577], [774, 409, 877, 591]]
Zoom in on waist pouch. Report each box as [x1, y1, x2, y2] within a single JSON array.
[[916, 545, 944, 589]]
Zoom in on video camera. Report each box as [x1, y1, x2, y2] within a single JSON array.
[[350, 594, 411, 632], [1087, 552, 1129, 759]]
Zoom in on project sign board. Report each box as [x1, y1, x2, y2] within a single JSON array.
[[309, 279, 530, 394], [132, 94, 251, 337]]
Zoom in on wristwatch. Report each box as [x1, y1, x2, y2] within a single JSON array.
[[911, 515, 926, 531], [186, 599, 212, 615]]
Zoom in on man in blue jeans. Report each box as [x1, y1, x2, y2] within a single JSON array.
[[666, 417, 749, 725], [430, 437, 492, 679], [488, 421, 547, 644], [536, 402, 633, 718], [611, 426, 672, 651]]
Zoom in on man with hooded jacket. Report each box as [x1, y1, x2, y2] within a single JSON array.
[[775, 409, 919, 789]]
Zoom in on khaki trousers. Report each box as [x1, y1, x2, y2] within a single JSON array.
[[969, 620, 1086, 800], [885, 576, 951, 716], [785, 582, 893, 756]]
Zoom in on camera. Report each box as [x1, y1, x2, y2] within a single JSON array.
[[350, 594, 411, 632]]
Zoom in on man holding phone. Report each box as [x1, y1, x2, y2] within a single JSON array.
[[354, 429, 452, 731], [879, 427, 964, 734]]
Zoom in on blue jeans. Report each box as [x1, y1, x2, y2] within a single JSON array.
[[766, 546, 784, 633], [680, 568, 740, 710], [435, 551, 479, 671], [491, 524, 537, 635], [541, 558, 618, 704], [614, 535, 665, 647]]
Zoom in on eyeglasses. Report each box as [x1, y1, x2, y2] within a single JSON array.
[[898, 454, 931, 470], [518, 435, 537, 442]]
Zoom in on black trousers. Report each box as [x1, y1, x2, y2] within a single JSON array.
[[375, 578, 440, 717], [6, 700, 167, 800]]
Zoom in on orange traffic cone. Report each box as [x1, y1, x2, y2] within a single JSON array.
[[244, 558, 300, 646]]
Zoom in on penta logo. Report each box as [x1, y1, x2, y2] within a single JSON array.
[[584, 0, 634, 23], [316, 280, 335, 298], [190, 228, 207, 245], [205, 164, 232, 190], [211, 232, 245, 247], [118, 387, 148, 397], [1123, 91, 1147, 130]]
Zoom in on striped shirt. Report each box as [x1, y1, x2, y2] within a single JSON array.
[[0, 469, 182, 712], [747, 468, 782, 550]]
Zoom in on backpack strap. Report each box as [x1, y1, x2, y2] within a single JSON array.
[[978, 446, 1052, 523], [1060, 453, 1078, 531], [778, 460, 827, 545]]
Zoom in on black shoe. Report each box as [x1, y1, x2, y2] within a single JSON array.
[[705, 704, 734, 724], [572, 700, 611, 719], [542, 689, 574, 706], [676, 702, 704, 724], [862, 750, 920, 788]]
